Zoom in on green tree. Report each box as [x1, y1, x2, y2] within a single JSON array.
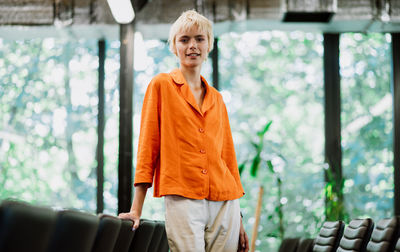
[[219, 31, 326, 250], [0, 38, 98, 212], [340, 33, 393, 219]]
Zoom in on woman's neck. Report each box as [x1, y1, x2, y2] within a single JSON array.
[[180, 65, 202, 89]]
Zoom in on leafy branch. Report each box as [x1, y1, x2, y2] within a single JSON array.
[[324, 164, 348, 222]]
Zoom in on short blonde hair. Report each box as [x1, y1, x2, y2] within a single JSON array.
[[168, 10, 214, 56]]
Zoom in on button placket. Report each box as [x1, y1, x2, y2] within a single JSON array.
[[199, 123, 207, 176], [199, 124, 206, 154]]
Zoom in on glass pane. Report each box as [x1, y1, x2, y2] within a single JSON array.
[[340, 33, 393, 219], [219, 31, 325, 251], [0, 38, 98, 212]]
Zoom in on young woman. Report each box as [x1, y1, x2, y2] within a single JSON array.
[[119, 10, 249, 252]]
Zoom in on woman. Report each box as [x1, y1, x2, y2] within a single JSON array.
[[119, 10, 249, 252]]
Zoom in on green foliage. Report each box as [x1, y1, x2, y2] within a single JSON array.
[[340, 33, 393, 219], [324, 166, 348, 222], [248, 121, 272, 177], [220, 31, 326, 250], [249, 154, 261, 177], [267, 160, 274, 173], [240, 120, 286, 241], [0, 38, 98, 212], [238, 163, 246, 175]]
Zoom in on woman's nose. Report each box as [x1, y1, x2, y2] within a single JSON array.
[[189, 39, 197, 48]]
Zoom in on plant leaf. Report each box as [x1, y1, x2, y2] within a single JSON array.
[[238, 163, 246, 175], [250, 154, 261, 177], [251, 141, 259, 150], [260, 120, 273, 136], [267, 160, 274, 173]]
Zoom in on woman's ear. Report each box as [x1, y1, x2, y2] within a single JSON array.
[[207, 44, 212, 53]]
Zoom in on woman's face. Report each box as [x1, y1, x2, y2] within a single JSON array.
[[175, 26, 209, 69]]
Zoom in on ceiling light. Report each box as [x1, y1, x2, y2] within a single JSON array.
[[107, 0, 135, 24], [54, 0, 74, 27]]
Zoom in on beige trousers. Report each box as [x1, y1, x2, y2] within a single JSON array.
[[164, 195, 240, 252]]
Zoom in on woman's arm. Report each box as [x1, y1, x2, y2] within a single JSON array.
[[118, 183, 151, 229], [119, 79, 161, 229]]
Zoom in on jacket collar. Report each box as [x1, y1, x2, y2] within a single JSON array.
[[169, 68, 214, 116]]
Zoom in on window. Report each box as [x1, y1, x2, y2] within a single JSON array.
[[0, 38, 98, 212], [340, 33, 393, 219], [219, 31, 325, 250]]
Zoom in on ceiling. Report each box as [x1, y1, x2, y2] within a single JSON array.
[[0, 0, 399, 40]]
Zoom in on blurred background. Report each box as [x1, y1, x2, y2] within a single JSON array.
[[0, 0, 399, 251]]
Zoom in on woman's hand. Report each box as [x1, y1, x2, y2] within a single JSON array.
[[118, 211, 141, 230], [118, 183, 150, 230], [238, 217, 249, 252]]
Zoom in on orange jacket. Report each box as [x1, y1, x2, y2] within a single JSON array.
[[134, 68, 245, 201]]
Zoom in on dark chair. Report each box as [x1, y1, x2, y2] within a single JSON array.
[[366, 217, 400, 252], [0, 200, 57, 252], [297, 238, 314, 252], [46, 210, 99, 252], [279, 238, 300, 252], [313, 220, 345, 252], [337, 218, 374, 252], [157, 222, 169, 252], [91, 214, 122, 252], [129, 219, 156, 252], [112, 219, 136, 252], [147, 221, 166, 252], [395, 238, 400, 252]]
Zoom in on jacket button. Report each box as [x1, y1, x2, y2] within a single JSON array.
[[202, 169, 207, 174], [199, 128, 205, 133], [200, 149, 206, 154]]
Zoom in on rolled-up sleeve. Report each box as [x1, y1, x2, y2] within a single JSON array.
[[134, 79, 160, 186]]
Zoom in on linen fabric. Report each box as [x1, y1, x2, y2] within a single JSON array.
[[164, 195, 240, 252], [134, 68, 244, 201]]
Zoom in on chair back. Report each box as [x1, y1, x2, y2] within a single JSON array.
[[0, 200, 57, 252], [112, 219, 136, 252], [147, 221, 166, 252], [279, 238, 300, 252], [157, 222, 169, 252], [46, 210, 99, 252], [337, 218, 374, 252], [297, 238, 314, 252], [366, 217, 400, 252], [395, 238, 400, 252], [129, 219, 156, 252], [313, 220, 345, 252], [91, 214, 122, 252]]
